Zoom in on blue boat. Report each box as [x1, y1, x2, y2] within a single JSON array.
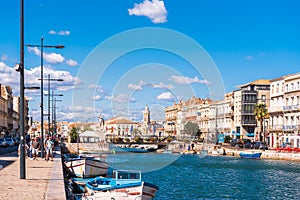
[[239, 152, 262, 159], [71, 170, 158, 199]]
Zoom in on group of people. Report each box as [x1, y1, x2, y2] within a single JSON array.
[[18, 135, 54, 161]]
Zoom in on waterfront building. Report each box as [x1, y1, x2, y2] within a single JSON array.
[[165, 103, 178, 136], [165, 97, 211, 140], [104, 116, 140, 137], [208, 94, 234, 142], [233, 80, 270, 141], [269, 73, 300, 148], [0, 84, 8, 134]]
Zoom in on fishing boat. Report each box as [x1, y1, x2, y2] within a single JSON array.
[[120, 146, 158, 153], [239, 152, 262, 159], [72, 170, 158, 200], [63, 154, 109, 178]]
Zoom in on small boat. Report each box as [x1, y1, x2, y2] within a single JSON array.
[[210, 145, 226, 156], [63, 154, 109, 178], [239, 152, 262, 159], [120, 147, 158, 153], [75, 170, 158, 200]]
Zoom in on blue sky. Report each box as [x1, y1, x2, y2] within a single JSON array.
[[1, 0, 300, 122]]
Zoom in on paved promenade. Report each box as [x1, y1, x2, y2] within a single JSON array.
[[0, 146, 66, 200]]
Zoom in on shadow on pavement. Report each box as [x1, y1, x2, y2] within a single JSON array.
[[0, 159, 16, 169]]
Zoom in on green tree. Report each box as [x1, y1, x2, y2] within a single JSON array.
[[132, 128, 141, 136], [70, 127, 79, 143], [184, 122, 200, 138], [83, 125, 93, 132], [254, 103, 268, 142]]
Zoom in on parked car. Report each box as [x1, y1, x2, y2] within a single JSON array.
[[253, 142, 268, 150], [253, 142, 261, 149], [280, 142, 292, 148], [0, 138, 8, 147], [230, 139, 238, 147], [4, 137, 15, 147], [259, 142, 268, 150], [244, 142, 255, 149]]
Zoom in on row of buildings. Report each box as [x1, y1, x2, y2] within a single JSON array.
[[0, 84, 29, 137], [164, 73, 300, 148], [4, 72, 300, 148]]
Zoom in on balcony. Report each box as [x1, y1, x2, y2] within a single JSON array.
[[282, 105, 299, 111], [282, 125, 298, 131], [241, 120, 256, 126]]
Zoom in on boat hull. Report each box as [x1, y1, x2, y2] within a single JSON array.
[[64, 158, 108, 178], [84, 182, 158, 200], [239, 152, 262, 159]]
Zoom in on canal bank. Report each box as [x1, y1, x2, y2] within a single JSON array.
[[224, 147, 300, 161]]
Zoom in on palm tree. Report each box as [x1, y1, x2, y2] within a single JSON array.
[[254, 103, 268, 142]]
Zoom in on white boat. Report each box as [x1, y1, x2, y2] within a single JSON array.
[[78, 170, 158, 200], [63, 154, 109, 178], [210, 145, 226, 155]]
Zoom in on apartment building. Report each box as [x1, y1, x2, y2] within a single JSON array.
[[233, 80, 270, 141], [269, 73, 300, 148]]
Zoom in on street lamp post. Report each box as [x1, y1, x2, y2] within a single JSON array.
[[47, 92, 63, 138], [19, 0, 25, 179], [40, 75, 63, 138], [26, 39, 64, 158], [53, 97, 62, 136]]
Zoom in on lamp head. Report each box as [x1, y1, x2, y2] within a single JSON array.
[[14, 63, 22, 72]]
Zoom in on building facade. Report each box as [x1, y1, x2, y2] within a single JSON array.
[[233, 80, 270, 141], [269, 73, 300, 148]]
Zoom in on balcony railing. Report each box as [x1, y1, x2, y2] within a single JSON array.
[[282, 125, 298, 130], [282, 105, 299, 111], [241, 120, 256, 126]]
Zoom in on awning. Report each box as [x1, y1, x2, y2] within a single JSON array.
[[247, 133, 255, 137]]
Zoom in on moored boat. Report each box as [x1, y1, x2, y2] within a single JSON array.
[[82, 170, 158, 200], [63, 154, 109, 178], [239, 152, 262, 159]]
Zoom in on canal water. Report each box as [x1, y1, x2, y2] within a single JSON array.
[[105, 153, 300, 200]]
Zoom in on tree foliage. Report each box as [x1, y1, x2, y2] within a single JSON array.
[[184, 122, 200, 136], [254, 103, 268, 141], [70, 127, 79, 143]]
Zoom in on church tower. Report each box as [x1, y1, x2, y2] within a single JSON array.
[[143, 105, 150, 126]]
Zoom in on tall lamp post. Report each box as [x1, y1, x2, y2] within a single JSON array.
[[17, 0, 25, 179], [53, 97, 62, 137], [40, 75, 63, 137], [26, 38, 64, 158], [47, 92, 63, 138]]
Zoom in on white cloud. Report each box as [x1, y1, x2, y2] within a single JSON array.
[[48, 30, 56, 35], [0, 62, 80, 94], [128, 80, 174, 91], [156, 92, 175, 100], [28, 47, 65, 64], [49, 30, 70, 36], [91, 95, 102, 101], [59, 106, 99, 122], [105, 93, 136, 103], [58, 31, 70, 36], [128, 0, 168, 24], [128, 80, 145, 90], [66, 59, 79, 67], [88, 84, 105, 93], [169, 75, 209, 85], [152, 82, 174, 89], [245, 55, 254, 60]]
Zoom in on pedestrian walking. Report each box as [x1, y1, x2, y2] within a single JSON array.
[[44, 135, 54, 161], [31, 137, 40, 160]]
